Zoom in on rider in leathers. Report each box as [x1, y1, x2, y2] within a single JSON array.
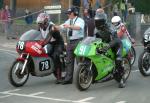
[[94, 11, 126, 88], [36, 13, 64, 84]]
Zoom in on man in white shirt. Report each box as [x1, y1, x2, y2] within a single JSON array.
[[55, 6, 85, 84]]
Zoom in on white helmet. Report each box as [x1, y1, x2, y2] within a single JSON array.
[[36, 13, 50, 24], [111, 16, 121, 28]]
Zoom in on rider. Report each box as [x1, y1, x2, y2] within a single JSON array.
[[36, 13, 64, 84], [111, 15, 135, 44], [94, 9, 126, 88]]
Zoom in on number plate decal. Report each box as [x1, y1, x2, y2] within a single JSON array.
[[39, 60, 51, 71], [17, 41, 25, 51]]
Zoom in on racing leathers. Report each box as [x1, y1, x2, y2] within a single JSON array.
[[95, 24, 125, 87], [39, 22, 64, 83]]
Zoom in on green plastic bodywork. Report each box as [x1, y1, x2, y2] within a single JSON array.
[[74, 37, 127, 80]]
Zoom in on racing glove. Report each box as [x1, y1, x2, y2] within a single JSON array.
[[97, 44, 110, 54]]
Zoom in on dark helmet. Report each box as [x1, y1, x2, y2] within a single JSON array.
[[94, 12, 107, 30], [65, 6, 79, 16]]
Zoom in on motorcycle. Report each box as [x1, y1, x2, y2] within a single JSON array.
[[74, 37, 131, 91], [8, 29, 66, 87], [138, 28, 150, 76]]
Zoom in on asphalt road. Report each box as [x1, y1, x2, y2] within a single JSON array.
[[0, 43, 150, 103]]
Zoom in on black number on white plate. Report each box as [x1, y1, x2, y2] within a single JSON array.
[[39, 60, 50, 71]]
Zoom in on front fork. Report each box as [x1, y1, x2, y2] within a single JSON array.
[[15, 53, 29, 74]]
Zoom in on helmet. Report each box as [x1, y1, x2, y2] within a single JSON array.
[[111, 16, 121, 28], [36, 13, 50, 24], [94, 12, 107, 30]]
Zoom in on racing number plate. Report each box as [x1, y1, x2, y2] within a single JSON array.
[[39, 60, 51, 71], [17, 41, 25, 51]]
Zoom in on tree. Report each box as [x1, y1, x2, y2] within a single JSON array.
[[0, 0, 3, 9], [134, 0, 150, 14]]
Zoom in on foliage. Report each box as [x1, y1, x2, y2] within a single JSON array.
[[0, 0, 3, 9], [134, 0, 150, 14]]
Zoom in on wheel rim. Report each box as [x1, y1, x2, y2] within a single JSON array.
[[11, 62, 29, 84], [78, 66, 93, 89], [142, 52, 150, 74]]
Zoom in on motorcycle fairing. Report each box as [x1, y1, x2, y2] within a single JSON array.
[[32, 57, 54, 77]]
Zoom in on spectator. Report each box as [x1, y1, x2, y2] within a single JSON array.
[[83, 8, 95, 37], [113, 3, 119, 16], [82, 0, 89, 9], [119, 0, 126, 22], [1, 5, 13, 39], [24, 9, 33, 25], [0, 8, 3, 20], [55, 7, 85, 84], [72, 0, 81, 15]]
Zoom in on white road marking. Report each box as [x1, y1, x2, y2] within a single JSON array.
[[0, 92, 92, 103], [132, 70, 139, 72], [116, 101, 127, 103], [28, 92, 45, 96], [2, 89, 21, 93], [75, 97, 95, 102], [0, 95, 12, 99]]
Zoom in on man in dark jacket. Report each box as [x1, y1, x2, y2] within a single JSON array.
[[94, 10, 125, 88]]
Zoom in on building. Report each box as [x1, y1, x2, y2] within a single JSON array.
[[3, 0, 106, 11], [2, 0, 106, 23]]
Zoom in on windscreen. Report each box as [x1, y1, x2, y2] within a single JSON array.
[[81, 37, 101, 45], [19, 29, 43, 41]]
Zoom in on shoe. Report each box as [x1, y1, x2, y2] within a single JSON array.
[[55, 79, 62, 84], [62, 80, 72, 85], [118, 78, 126, 88]]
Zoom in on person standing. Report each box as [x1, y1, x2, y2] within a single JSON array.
[[24, 9, 33, 25], [55, 7, 85, 84], [83, 8, 95, 37], [1, 5, 13, 39]]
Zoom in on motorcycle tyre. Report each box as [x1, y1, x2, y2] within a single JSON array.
[[138, 50, 150, 76], [129, 46, 136, 66], [74, 64, 93, 91], [8, 60, 29, 87]]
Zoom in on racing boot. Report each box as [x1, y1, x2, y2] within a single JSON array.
[[118, 77, 126, 88], [55, 68, 62, 84], [116, 58, 126, 88], [115, 55, 126, 88]]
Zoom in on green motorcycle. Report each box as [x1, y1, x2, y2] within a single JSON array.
[[74, 37, 131, 91]]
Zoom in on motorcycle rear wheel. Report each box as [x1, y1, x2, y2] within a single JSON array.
[[74, 63, 93, 91], [138, 50, 150, 76], [8, 60, 29, 87], [129, 46, 136, 65]]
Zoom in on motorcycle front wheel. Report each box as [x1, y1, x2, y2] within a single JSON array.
[[8, 60, 29, 87], [138, 50, 150, 76], [74, 63, 93, 91]]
